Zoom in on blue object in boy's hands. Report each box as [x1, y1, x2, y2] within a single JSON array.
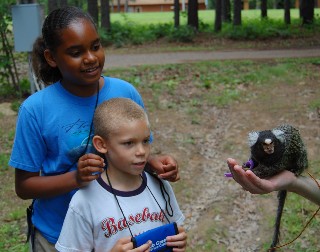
[[131, 222, 178, 252]]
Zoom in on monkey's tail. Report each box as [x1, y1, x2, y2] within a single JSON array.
[[269, 190, 287, 251]]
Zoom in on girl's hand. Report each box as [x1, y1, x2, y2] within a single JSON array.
[[110, 236, 151, 252], [148, 155, 180, 182], [166, 226, 187, 252], [76, 153, 105, 187], [226, 158, 297, 194]]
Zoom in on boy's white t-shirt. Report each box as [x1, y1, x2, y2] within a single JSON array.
[[55, 172, 185, 252]]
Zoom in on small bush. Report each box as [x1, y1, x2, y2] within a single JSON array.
[[167, 25, 196, 43]]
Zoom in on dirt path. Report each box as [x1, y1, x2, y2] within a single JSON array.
[[104, 47, 320, 69], [1, 46, 320, 251]]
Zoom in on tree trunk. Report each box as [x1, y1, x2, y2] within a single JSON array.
[[300, 0, 314, 24], [215, 0, 222, 31], [60, 0, 68, 8], [174, 0, 180, 28], [261, 0, 267, 18], [124, 0, 129, 12], [222, 0, 231, 23], [101, 0, 111, 31], [48, 0, 59, 13], [117, 0, 121, 12], [87, 0, 99, 25], [0, 30, 20, 93], [187, 0, 199, 30], [284, 0, 291, 24], [233, 0, 241, 25]]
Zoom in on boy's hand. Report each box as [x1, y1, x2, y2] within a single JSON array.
[[148, 155, 180, 182], [110, 236, 151, 252], [166, 226, 187, 251], [76, 153, 105, 187]]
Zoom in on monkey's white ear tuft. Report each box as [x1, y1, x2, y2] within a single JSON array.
[[248, 131, 259, 147], [272, 129, 285, 143]]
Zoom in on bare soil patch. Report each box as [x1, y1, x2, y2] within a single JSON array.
[[142, 60, 320, 251]]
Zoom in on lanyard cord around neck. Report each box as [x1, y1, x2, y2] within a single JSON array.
[[68, 83, 100, 170], [105, 171, 172, 238], [141, 172, 174, 218]]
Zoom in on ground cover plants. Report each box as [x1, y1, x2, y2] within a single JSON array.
[[1, 55, 319, 251]]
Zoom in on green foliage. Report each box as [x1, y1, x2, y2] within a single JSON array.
[[0, 1, 23, 99], [221, 18, 295, 39], [98, 10, 320, 47], [167, 25, 196, 43], [0, 222, 28, 252], [99, 20, 198, 47]]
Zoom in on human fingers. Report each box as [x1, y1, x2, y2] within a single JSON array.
[[241, 169, 276, 194], [110, 237, 134, 252], [78, 153, 105, 163], [166, 227, 187, 251], [157, 155, 180, 181], [228, 163, 266, 194], [159, 163, 180, 182], [132, 240, 152, 252], [77, 154, 105, 184]]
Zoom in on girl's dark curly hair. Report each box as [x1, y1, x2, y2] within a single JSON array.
[[32, 6, 96, 85]]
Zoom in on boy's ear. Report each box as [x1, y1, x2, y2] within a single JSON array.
[[92, 135, 108, 153], [44, 49, 57, 68]]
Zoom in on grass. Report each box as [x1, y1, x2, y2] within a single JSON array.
[[1, 57, 320, 251], [106, 58, 316, 109]]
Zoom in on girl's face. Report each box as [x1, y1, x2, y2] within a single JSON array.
[[105, 119, 151, 178], [49, 19, 105, 95]]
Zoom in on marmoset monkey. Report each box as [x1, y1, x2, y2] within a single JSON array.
[[246, 124, 308, 250]]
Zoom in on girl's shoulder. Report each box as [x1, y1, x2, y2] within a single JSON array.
[[20, 84, 59, 111], [103, 76, 137, 89]]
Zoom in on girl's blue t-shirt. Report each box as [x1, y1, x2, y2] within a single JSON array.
[[9, 76, 146, 243]]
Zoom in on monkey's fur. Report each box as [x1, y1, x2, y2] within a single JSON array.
[[246, 124, 308, 250]]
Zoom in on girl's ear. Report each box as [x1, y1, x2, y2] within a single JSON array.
[[92, 135, 108, 154], [44, 49, 57, 68]]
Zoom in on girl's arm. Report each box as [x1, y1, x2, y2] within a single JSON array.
[[227, 158, 320, 206], [147, 154, 180, 182], [15, 153, 104, 199]]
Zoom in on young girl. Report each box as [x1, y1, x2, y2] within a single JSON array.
[[56, 98, 187, 252], [9, 6, 179, 251]]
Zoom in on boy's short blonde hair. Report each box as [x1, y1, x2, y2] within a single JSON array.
[[93, 98, 149, 139]]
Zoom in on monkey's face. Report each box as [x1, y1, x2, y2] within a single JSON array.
[[248, 129, 285, 163], [262, 139, 275, 154]]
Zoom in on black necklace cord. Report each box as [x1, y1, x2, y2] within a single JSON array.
[[105, 170, 134, 238], [105, 170, 175, 238], [79, 83, 100, 157], [69, 83, 100, 169], [143, 171, 174, 218], [140, 174, 173, 221]]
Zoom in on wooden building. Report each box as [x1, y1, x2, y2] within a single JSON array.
[[111, 0, 207, 13]]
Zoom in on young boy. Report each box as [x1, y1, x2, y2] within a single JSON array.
[[55, 98, 187, 252]]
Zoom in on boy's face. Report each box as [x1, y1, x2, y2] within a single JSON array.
[[50, 19, 105, 92], [105, 119, 151, 176]]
